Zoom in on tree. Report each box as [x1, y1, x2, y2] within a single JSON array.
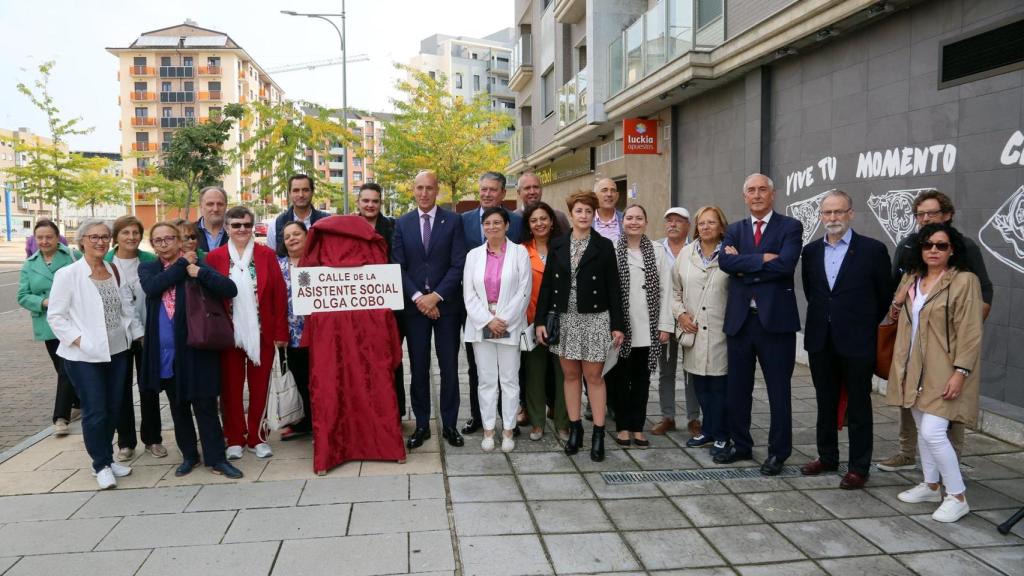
[[1, 61, 94, 226], [232, 100, 356, 212], [159, 104, 243, 220], [135, 172, 188, 211], [377, 65, 511, 207], [73, 157, 129, 217]]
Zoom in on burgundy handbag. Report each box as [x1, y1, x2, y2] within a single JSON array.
[[185, 281, 234, 350]]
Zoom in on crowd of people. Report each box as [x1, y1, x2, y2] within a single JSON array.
[[17, 171, 987, 524]]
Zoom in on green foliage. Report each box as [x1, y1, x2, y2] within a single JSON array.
[[233, 100, 355, 211], [159, 103, 242, 219], [1, 61, 94, 225], [135, 172, 189, 209], [377, 64, 511, 208], [73, 157, 129, 216]]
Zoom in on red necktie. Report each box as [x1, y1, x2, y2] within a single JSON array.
[[754, 220, 764, 246]]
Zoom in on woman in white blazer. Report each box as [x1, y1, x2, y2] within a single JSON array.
[[671, 206, 730, 456], [611, 204, 674, 448], [463, 207, 531, 453], [48, 219, 142, 490]]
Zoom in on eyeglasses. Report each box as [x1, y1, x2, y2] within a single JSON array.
[[818, 209, 851, 217], [921, 241, 951, 251], [913, 209, 945, 218], [181, 234, 198, 241], [229, 222, 254, 229], [151, 236, 179, 246], [83, 234, 111, 244]]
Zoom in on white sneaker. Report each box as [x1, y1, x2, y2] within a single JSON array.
[[53, 419, 69, 437], [501, 435, 515, 453], [898, 482, 943, 503], [248, 443, 273, 459], [529, 428, 544, 441], [932, 494, 970, 522], [110, 462, 132, 477], [96, 467, 116, 490], [226, 445, 244, 460], [481, 435, 495, 452]]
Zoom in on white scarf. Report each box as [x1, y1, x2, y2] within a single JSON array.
[[229, 239, 261, 365]]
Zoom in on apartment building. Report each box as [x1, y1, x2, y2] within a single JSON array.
[[409, 29, 517, 142], [510, 0, 1024, 414], [106, 20, 285, 212], [0, 127, 60, 239], [299, 108, 392, 211]]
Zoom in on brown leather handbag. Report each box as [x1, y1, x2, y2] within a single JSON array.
[[874, 320, 898, 379]]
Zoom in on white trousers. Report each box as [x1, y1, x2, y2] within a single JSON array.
[[912, 407, 966, 495], [472, 341, 521, 431]]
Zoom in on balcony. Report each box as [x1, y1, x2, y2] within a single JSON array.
[[159, 91, 195, 103], [198, 65, 222, 75], [130, 66, 155, 76], [132, 167, 155, 177], [489, 56, 510, 76], [159, 66, 194, 78], [198, 91, 222, 101], [160, 117, 196, 128], [509, 125, 533, 162], [130, 116, 157, 127], [487, 82, 514, 99], [509, 34, 533, 92], [130, 91, 156, 102], [557, 68, 588, 129], [328, 161, 346, 170], [553, 0, 585, 23], [132, 142, 158, 152]]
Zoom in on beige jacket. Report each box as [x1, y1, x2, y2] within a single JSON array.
[[886, 269, 983, 426], [672, 242, 729, 376]]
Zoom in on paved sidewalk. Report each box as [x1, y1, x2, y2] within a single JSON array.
[[0, 363, 1022, 575]]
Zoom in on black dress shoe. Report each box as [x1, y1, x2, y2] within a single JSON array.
[[760, 455, 785, 476], [712, 447, 754, 464], [407, 427, 432, 449], [175, 459, 197, 477], [565, 420, 584, 455], [210, 461, 244, 479], [461, 418, 481, 435], [442, 427, 465, 447], [590, 425, 605, 462]]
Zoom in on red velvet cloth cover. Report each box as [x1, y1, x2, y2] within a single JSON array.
[[299, 215, 405, 471]]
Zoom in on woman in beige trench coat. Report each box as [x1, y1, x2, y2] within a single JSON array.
[[887, 222, 982, 523]]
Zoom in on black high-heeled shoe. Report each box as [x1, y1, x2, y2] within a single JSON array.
[[591, 425, 606, 462], [565, 420, 583, 455]]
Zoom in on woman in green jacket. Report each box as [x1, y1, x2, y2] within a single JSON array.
[[17, 220, 80, 436]]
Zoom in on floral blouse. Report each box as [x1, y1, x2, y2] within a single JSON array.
[[278, 256, 304, 347]]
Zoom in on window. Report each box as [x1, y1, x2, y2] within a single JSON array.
[[138, 158, 150, 169], [541, 68, 554, 117], [209, 107, 222, 118], [471, 52, 478, 60], [134, 107, 148, 117], [161, 82, 172, 92], [354, 171, 363, 181], [184, 107, 195, 118], [428, 70, 436, 80], [697, 0, 723, 29], [183, 81, 194, 92], [134, 82, 147, 91], [209, 81, 221, 91], [162, 107, 172, 117], [133, 57, 147, 66], [353, 158, 363, 167], [163, 132, 173, 142], [473, 75, 480, 91], [183, 56, 193, 66], [136, 132, 149, 143], [455, 73, 463, 89], [161, 56, 171, 66], [208, 56, 220, 67], [940, 15, 1024, 88]]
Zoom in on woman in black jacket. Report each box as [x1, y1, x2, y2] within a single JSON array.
[[138, 222, 243, 479], [535, 190, 625, 461]]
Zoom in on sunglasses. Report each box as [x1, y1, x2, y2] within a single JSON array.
[[921, 241, 951, 251], [229, 222, 254, 229]]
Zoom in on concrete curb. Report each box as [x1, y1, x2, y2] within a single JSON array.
[[0, 425, 54, 466]]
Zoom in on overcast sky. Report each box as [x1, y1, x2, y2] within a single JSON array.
[[0, 0, 513, 152]]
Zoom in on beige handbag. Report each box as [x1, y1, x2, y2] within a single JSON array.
[[678, 251, 708, 349]]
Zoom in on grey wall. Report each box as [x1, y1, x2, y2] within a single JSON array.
[[726, 0, 797, 39], [673, 0, 1024, 408]]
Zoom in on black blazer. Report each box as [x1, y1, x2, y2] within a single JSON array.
[[801, 230, 892, 357], [535, 231, 625, 332]]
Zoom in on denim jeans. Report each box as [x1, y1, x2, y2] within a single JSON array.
[[64, 351, 130, 472], [690, 373, 728, 442]]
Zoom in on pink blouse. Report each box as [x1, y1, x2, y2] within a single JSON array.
[[484, 241, 507, 304]]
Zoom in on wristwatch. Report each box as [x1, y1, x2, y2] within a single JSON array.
[[954, 367, 971, 377]]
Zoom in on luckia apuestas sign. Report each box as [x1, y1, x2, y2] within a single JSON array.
[[291, 264, 404, 315]]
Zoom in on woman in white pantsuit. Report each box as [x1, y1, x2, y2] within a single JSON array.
[[463, 207, 532, 452]]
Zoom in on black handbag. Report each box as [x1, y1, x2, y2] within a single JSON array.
[[185, 280, 234, 350], [544, 311, 561, 346]]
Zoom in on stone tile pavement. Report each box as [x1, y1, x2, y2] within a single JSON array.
[[0, 360, 1022, 575]]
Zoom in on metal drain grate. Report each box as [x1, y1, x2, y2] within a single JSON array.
[[601, 464, 850, 484]]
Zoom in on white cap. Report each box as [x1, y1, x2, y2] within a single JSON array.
[[664, 207, 690, 220]]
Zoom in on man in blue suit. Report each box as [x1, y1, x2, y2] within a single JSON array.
[[459, 171, 522, 434], [800, 190, 891, 489], [716, 173, 803, 475], [392, 170, 467, 449]]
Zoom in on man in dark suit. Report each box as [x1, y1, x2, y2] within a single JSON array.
[[459, 171, 522, 435], [392, 170, 467, 449], [799, 190, 891, 489], [716, 173, 803, 475]]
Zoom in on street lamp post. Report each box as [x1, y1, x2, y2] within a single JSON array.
[[282, 3, 350, 214]]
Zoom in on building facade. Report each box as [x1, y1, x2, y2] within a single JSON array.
[[1, 128, 60, 239], [510, 0, 1024, 413], [106, 20, 285, 210], [409, 29, 517, 142]]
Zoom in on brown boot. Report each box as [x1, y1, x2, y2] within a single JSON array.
[[687, 419, 702, 437], [651, 418, 676, 435]]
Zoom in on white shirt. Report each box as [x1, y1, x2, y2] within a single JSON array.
[[750, 210, 773, 235], [412, 206, 440, 302], [266, 209, 316, 252], [112, 255, 146, 328]]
